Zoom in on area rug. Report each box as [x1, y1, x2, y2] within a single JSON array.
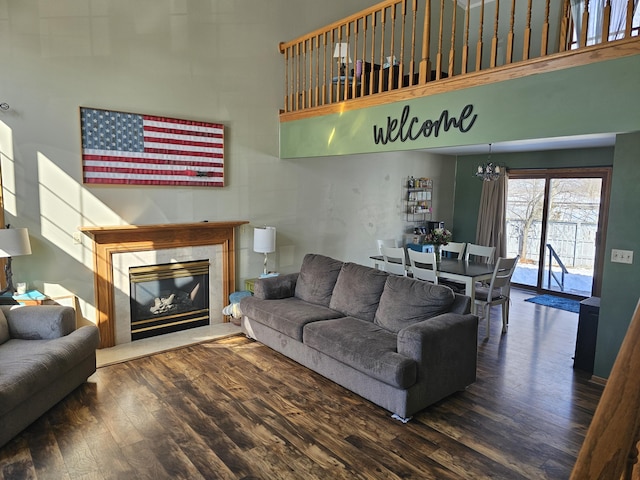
[[525, 294, 581, 313]]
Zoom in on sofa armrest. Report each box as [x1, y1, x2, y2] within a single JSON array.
[[450, 293, 471, 315], [254, 273, 299, 300], [397, 313, 478, 382], [2, 305, 76, 340]]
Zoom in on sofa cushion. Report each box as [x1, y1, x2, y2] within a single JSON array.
[[329, 262, 388, 322], [294, 254, 344, 307], [0, 308, 8, 345], [374, 276, 456, 333], [304, 317, 416, 389], [241, 296, 343, 341]]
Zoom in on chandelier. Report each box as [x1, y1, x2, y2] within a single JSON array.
[[475, 144, 503, 181]]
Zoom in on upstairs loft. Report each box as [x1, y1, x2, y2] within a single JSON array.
[[279, 0, 640, 123]]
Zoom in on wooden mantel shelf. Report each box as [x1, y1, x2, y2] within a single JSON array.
[[80, 221, 248, 348]]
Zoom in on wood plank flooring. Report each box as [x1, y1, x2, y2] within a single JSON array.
[[0, 289, 603, 479]]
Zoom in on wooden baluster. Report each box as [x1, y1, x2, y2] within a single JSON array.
[[281, 43, 289, 113], [419, 0, 432, 84], [343, 23, 350, 102], [399, 0, 407, 87], [322, 34, 328, 105], [541, 0, 550, 56], [461, 0, 470, 74], [389, 3, 397, 91], [352, 19, 359, 100], [580, 0, 590, 48], [409, 0, 418, 85], [523, 0, 532, 60], [306, 39, 312, 108], [475, 0, 484, 71], [295, 42, 300, 110], [559, 0, 570, 52], [490, 0, 499, 68], [361, 15, 368, 95], [506, 0, 515, 64], [448, 0, 457, 77], [625, 0, 634, 38], [436, 0, 444, 79], [602, 0, 611, 43], [330, 30, 336, 103], [379, 7, 386, 93], [314, 36, 319, 107], [370, 11, 377, 95], [299, 40, 305, 109]]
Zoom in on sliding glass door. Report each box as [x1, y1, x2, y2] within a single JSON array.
[[506, 168, 611, 298]]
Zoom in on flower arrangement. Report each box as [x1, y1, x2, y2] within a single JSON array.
[[423, 228, 452, 246]]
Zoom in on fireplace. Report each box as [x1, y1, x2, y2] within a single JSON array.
[[129, 260, 210, 341], [80, 221, 248, 348]]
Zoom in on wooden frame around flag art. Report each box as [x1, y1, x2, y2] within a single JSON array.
[[79, 107, 225, 187]]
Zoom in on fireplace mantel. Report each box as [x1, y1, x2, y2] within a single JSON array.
[[80, 221, 248, 348]]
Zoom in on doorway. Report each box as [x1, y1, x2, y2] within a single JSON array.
[[506, 168, 611, 298]]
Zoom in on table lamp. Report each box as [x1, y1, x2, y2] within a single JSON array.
[[253, 226, 276, 276], [0, 227, 32, 295], [333, 43, 351, 76]]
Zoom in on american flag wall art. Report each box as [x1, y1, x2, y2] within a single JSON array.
[[80, 107, 224, 187]]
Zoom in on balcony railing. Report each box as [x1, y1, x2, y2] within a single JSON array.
[[279, 0, 639, 117]]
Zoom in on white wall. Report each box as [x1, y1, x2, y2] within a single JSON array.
[[0, 0, 455, 323]]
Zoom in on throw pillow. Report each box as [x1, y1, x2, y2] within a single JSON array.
[[329, 262, 389, 322], [294, 254, 344, 307], [0, 308, 9, 345], [374, 276, 455, 333]]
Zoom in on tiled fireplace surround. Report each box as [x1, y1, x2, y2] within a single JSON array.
[[80, 222, 247, 349]]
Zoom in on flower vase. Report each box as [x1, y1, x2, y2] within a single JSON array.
[[434, 244, 441, 263]]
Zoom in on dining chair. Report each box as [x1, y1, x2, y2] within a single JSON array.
[[440, 242, 466, 260], [465, 244, 496, 264], [408, 249, 438, 284], [376, 238, 399, 255], [473, 256, 520, 339], [381, 246, 407, 276]]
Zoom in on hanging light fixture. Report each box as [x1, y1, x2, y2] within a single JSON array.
[[475, 144, 503, 181]]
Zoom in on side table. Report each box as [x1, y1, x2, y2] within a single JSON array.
[[244, 278, 258, 294]]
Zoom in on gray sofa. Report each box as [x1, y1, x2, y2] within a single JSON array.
[[0, 304, 100, 447], [240, 253, 479, 421]]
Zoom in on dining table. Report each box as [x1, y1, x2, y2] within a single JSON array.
[[370, 255, 496, 303]]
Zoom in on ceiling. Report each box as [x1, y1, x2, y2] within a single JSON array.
[[427, 133, 618, 156]]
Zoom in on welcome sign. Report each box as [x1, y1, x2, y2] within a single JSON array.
[[372, 104, 478, 145]]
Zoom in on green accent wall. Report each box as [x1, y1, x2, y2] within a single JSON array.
[[281, 55, 640, 159], [597, 132, 640, 377]]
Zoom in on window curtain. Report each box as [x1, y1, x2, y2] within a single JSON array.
[[475, 171, 508, 259], [571, 0, 639, 46]]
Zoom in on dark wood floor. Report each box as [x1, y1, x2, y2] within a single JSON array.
[[0, 289, 603, 479]]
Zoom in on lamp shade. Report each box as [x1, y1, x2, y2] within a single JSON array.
[[253, 227, 276, 254], [332, 43, 351, 63], [0, 228, 32, 258]]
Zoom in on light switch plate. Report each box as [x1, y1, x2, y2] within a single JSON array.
[[611, 249, 633, 264]]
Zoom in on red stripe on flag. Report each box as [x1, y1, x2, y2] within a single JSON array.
[[143, 136, 224, 149], [143, 115, 223, 130], [142, 148, 223, 158], [84, 177, 224, 187], [82, 154, 224, 168]]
